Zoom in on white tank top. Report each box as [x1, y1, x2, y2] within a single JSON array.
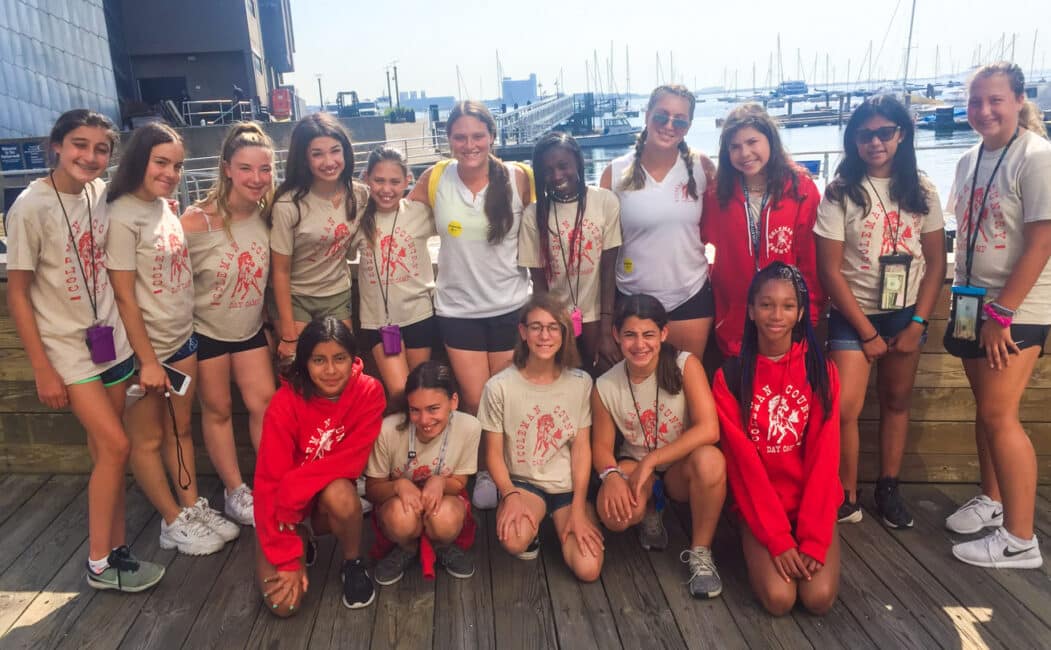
[[611, 151, 709, 310], [432, 161, 530, 318]]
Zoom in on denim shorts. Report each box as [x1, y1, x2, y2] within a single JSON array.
[[827, 306, 927, 352], [511, 479, 574, 515]]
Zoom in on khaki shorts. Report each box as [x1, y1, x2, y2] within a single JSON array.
[[268, 289, 352, 323]]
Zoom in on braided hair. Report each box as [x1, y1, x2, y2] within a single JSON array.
[[619, 85, 698, 200]]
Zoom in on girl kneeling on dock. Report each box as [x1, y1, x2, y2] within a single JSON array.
[[713, 262, 841, 616], [106, 123, 239, 556], [943, 62, 1051, 570], [353, 147, 436, 405], [478, 295, 604, 581], [519, 132, 622, 374], [592, 294, 726, 599], [702, 102, 824, 359], [365, 361, 481, 584], [254, 318, 386, 615], [814, 94, 945, 530], [6, 109, 165, 592]]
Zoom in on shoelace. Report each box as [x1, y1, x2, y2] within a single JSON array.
[[679, 548, 715, 582], [956, 496, 992, 515]]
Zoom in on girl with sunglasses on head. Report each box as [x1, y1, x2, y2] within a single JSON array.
[[591, 293, 725, 599], [477, 294, 604, 582], [181, 122, 277, 527], [6, 109, 165, 591], [942, 62, 1051, 570], [814, 94, 945, 530], [600, 85, 716, 361], [702, 103, 824, 359], [364, 361, 481, 585], [520, 132, 622, 373], [713, 262, 841, 616], [107, 123, 238, 555]]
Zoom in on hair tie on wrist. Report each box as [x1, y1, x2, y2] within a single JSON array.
[[861, 332, 881, 344], [281, 337, 298, 343]]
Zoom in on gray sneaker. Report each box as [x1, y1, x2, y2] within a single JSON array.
[[638, 508, 668, 551], [680, 546, 722, 599], [374, 545, 417, 586], [436, 545, 475, 579], [86, 545, 165, 593]]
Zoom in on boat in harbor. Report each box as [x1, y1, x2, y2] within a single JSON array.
[[573, 115, 640, 147]]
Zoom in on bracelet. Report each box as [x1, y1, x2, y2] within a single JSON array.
[[983, 303, 1013, 328], [598, 466, 626, 482], [987, 301, 1016, 317], [861, 332, 881, 344], [911, 315, 929, 330], [281, 337, 298, 343], [499, 489, 521, 502]]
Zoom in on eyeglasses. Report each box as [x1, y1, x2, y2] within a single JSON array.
[[650, 112, 691, 131], [525, 322, 562, 336], [855, 125, 900, 144]]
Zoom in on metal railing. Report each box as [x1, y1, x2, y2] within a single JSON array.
[[788, 142, 975, 185]]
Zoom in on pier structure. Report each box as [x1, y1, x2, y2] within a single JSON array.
[[494, 95, 577, 146]]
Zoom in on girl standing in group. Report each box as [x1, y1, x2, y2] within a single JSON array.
[[107, 123, 238, 555], [814, 95, 945, 529], [600, 85, 716, 360], [519, 132, 622, 373], [408, 100, 533, 509], [592, 294, 725, 599], [713, 262, 841, 616], [254, 318, 385, 615], [354, 147, 436, 404], [365, 361, 480, 584], [478, 295, 604, 581], [942, 62, 1051, 569], [269, 112, 368, 364], [6, 110, 164, 591], [702, 103, 824, 358], [181, 122, 277, 526]]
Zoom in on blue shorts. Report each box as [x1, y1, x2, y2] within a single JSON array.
[[74, 355, 136, 387], [827, 306, 927, 352], [511, 479, 573, 515], [163, 334, 198, 364]]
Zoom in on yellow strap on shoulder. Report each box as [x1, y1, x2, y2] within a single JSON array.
[[428, 159, 453, 207], [512, 161, 536, 204]]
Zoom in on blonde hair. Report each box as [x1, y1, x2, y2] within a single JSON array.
[[620, 84, 699, 199], [970, 61, 1047, 138], [196, 122, 275, 232]]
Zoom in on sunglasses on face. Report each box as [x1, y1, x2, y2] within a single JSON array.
[[855, 125, 901, 144], [651, 112, 691, 131]]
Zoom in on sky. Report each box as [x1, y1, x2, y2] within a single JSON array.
[[284, 0, 1047, 102]]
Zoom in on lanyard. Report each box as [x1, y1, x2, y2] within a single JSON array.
[[865, 177, 902, 255], [965, 130, 1018, 285], [405, 417, 452, 478], [741, 178, 769, 272], [51, 173, 99, 321], [625, 363, 659, 453], [370, 205, 400, 324], [551, 198, 584, 309]]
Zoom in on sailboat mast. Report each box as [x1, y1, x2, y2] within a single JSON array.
[[903, 0, 916, 93], [625, 45, 631, 98]]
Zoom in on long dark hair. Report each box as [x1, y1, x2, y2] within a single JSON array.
[[512, 293, 581, 370], [268, 112, 360, 228], [716, 102, 802, 208], [286, 317, 357, 400], [531, 132, 588, 282], [396, 360, 459, 432], [614, 294, 683, 394], [825, 95, 930, 216], [107, 122, 183, 203], [360, 146, 409, 245], [48, 108, 118, 167], [735, 262, 832, 424], [446, 100, 515, 244]]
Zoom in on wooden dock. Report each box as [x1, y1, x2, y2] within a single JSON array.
[[1, 474, 1050, 649]]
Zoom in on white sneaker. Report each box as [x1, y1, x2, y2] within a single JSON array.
[[160, 507, 226, 555], [193, 497, 240, 543], [357, 476, 372, 515], [952, 527, 1043, 569], [224, 484, 255, 526], [945, 494, 1003, 534], [472, 471, 498, 510]]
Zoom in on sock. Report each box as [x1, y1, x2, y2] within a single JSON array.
[[1004, 529, 1037, 548], [88, 556, 109, 574]]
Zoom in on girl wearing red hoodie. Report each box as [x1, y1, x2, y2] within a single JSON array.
[[713, 262, 841, 616], [254, 317, 386, 616], [701, 103, 824, 358]]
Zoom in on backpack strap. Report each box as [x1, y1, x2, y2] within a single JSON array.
[[427, 159, 453, 206], [511, 161, 536, 203]]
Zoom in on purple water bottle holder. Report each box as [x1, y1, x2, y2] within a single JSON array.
[[379, 324, 402, 356]]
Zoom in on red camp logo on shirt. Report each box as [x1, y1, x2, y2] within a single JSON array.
[[366, 225, 418, 286], [514, 405, 574, 466], [151, 224, 191, 295], [65, 219, 108, 301], [303, 417, 346, 463], [767, 225, 794, 256], [233, 249, 264, 301], [623, 401, 681, 450], [548, 218, 600, 279], [394, 453, 453, 483], [959, 183, 1008, 253]]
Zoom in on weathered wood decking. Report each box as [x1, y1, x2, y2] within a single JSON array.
[[1, 475, 1050, 649]]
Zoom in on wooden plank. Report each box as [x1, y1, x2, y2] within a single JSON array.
[[243, 535, 331, 650], [0, 475, 87, 575], [536, 517, 618, 650], [369, 550, 435, 650], [0, 349, 34, 381], [0, 442, 258, 477], [857, 421, 1051, 455], [863, 354, 1051, 389], [485, 512, 559, 650], [304, 533, 375, 650], [0, 382, 251, 416], [0, 474, 47, 527], [433, 510, 496, 650], [857, 453, 1051, 484]]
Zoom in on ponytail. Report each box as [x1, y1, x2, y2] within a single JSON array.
[[1020, 100, 1048, 138], [483, 154, 514, 244], [619, 128, 649, 192], [678, 140, 699, 200]]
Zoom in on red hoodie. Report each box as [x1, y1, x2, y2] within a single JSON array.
[[712, 342, 841, 563], [701, 172, 825, 357], [254, 358, 385, 571]]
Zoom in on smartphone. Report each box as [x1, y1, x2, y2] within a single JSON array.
[[161, 363, 192, 396]]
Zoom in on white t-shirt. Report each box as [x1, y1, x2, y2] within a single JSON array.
[[519, 187, 622, 323], [364, 411, 481, 484], [5, 178, 132, 383], [432, 161, 530, 318], [477, 366, 592, 494], [814, 176, 944, 314], [611, 151, 709, 310], [948, 129, 1051, 324]]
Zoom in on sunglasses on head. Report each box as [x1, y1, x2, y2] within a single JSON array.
[[651, 112, 691, 131], [855, 125, 901, 144]]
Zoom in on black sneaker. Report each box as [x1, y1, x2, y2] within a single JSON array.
[[516, 537, 540, 560], [837, 490, 863, 524], [874, 477, 914, 529], [304, 536, 318, 567], [340, 558, 375, 609], [436, 544, 475, 579]]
